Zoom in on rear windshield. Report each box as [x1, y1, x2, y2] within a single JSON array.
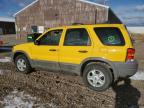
[[94, 27, 125, 46]]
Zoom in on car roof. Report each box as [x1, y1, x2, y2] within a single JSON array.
[[48, 24, 124, 30]]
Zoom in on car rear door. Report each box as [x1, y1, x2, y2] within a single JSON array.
[[94, 25, 130, 62], [59, 27, 93, 73]]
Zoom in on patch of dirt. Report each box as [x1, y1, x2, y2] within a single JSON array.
[[131, 33, 144, 43], [0, 63, 144, 108], [131, 34, 144, 70]]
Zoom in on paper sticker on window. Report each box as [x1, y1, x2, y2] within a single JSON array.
[[108, 36, 115, 43]]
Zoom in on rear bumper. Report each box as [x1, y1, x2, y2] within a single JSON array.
[[113, 60, 138, 78]]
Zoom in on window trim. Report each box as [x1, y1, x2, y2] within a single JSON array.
[[38, 29, 63, 46], [63, 28, 92, 46], [94, 27, 126, 46]]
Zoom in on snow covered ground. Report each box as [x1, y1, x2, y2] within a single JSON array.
[[0, 70, 11, 75], [0, 89, 57, 108], [130, 71, 144, 80], [0, 57, 11, 63], [127, 27, 144, 34], [1, 89, 37, 108]]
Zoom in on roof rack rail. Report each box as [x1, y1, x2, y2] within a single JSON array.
[[72, 23, 84, 25]]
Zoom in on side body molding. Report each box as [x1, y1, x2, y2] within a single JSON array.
[[12, 52, 119, 80], [12, 50, 60, 72]]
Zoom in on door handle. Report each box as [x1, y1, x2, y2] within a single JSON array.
[[78, 50, 88, 53], [49, 49, 57, 51]]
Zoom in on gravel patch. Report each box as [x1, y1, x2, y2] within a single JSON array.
[[0, 62, 144, 107]]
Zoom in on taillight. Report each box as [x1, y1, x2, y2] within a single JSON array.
[[126, 48, 135, 61], [0, 41, 3, 45]]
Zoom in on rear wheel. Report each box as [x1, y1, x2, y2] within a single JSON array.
[[15, 55, 32, 74], [83, 63, 112, 91]]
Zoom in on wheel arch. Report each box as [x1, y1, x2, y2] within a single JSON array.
[[80, 58, 118, 80], [13, 51, 31, 63]]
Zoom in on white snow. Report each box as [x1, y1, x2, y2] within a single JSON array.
[[1, 89, 57, 108], [0, 70, 4, 75], [0, 70, 11, 75], [1, 89, 37, 108], [130, 71, 144, 80], [0, 57, 11, 63]]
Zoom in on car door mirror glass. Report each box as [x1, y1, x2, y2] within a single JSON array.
[[34, 40, 40, 45]]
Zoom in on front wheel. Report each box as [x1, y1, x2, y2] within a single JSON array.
[[83, 63, 112, 91], [15, 55, 32, 74]]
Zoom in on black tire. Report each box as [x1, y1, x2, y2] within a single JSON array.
[[83, 63, 113, 92], [14, 54, 32, 74]]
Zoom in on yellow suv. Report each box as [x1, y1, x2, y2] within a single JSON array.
[[12, 24, 138, 91]]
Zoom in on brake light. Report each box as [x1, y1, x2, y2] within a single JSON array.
[[0, 40, 3, 45], [126, 48, 135, 61]]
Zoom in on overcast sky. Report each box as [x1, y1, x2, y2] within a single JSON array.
[[0, 0, 144, 26]]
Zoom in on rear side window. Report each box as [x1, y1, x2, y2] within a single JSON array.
[[64, 28, 91, 46], [94, 27, 125, 46]]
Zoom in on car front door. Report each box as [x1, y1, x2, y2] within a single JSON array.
[[30, 28, 63, 72]]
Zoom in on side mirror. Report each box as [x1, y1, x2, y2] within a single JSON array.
[[34, 40, 40, 45]]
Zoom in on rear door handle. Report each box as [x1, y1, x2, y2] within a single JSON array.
[[78, 50, 88, 53], [49, 49, 57, 51]]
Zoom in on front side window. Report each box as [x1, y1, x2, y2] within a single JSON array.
[[39, 29, 63, 45], [94, 27, 125, 46], [64, 28, 91, 46]]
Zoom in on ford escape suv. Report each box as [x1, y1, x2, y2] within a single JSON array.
[[12, 24, 138, 91]]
